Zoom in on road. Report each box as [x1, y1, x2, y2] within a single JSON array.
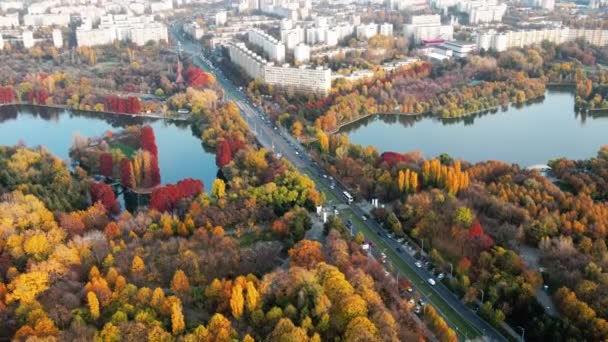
[[170, 25, 510, 342]]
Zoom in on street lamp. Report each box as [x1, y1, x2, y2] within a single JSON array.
[[449, 263, 453, 278], [480, 289, 484, 303], [517, 326, 525, 342]]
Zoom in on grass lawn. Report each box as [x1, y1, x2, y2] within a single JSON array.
[[109, 141, 137, 158]]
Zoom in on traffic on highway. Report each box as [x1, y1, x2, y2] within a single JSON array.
[[170, 23, 509, 341]]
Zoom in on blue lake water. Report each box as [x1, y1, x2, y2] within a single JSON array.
[[342, 89, 608, 166], [0, 105, 218, 191]]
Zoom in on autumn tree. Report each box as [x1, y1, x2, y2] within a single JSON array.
[[99, 153, 114, 178], [171, 270, 190, 296], [88, 291, 100, 319], [171, 300, 185, 335], [230, 283, 244, 319], [289, 240, 325, 268]]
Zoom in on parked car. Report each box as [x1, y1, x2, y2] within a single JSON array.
[[428, 278, 436, 286], [415, 261, 422, 268], [438, 273, 445, 280]]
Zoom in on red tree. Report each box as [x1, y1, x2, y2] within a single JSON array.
[[376, 152, 410, 167], [0, 87, 15, 104], [140, 125, 158, 157], [99, 153, 114, 178], [468, 220, 484, 239], [176, 178, 204, 198], [185, 66, 212, 88], [90, 182, 120, 214], [149, 154, 161, 187], [120, 158, 134, 188], [150, 184, 181, 213], [216, 140, 232, 167]]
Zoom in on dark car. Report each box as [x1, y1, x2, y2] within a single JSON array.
[[396, 247, 403, 253]]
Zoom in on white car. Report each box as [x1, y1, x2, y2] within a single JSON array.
[[428, 278, 436, 286], [438, 273, 445, 280], [415, 261, 422, 268]]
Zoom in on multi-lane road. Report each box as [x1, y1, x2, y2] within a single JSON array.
[[170, 25, 511, 342]]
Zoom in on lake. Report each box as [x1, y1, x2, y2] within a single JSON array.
[[342, 89, 608, 167], [0, 105, 218, 192]]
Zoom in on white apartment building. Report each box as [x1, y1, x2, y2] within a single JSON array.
[[248, 28, 286, 62], [0, 13, 20, 28], [215, 11, 228, 26], [50, 5, 106, 24], [1, 1, 23, 13], [131, 23, 168, 46], [23, 14, 71, 28], [282, 27, 304, 49], [228, 42, 267, 80], [0, 34, 4, 50], [184, 22, 205, 40], [404, 15, 454, 43], [356, 23, 378, 39], [325, 29, 338, 46], [149, 0, 173, 12], [380, 23, 393, 36], [27, 1, 59, 15], [476, 27, 608, 52], [294, 43, 310, 63], [388, 0, 427, 10], [469, 4, 507, 24], [52, 29, 63, 48], [227, 42, 331, 95], [76, 15, 168, 47], [22, 30, 34, 49], [265, 64, 331, 96]]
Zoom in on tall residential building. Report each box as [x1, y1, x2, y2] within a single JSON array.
[[476, 27, 608, 52], [380, 23, 394, 36], [22, 30, 34, 49], [404, 15, 453, 42], [0, 34, 4, 50], [52, 29, 63, 48], [356, 23, 378, 39], [294, 43, 310, 63], [227, 42, 331, 95], [0, 13, 20, 28], [76, 15, 168, 47], [23, 13, 71, 27], [248, 28, 286, 62], [215, 11, 227, 26]]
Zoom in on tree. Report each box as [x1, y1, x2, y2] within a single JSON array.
[[120, 158, 135, 188], [131, 256, 145, 274], [171, 270, 190, 296], [216, 140, 232, 167], [230, 284, 244, 319], [289, 240, 325, 268], [88, 291, 100, 319], [23, 233, 51, 261], [90, 182, 120, 214], [140, 125, 158, 157], [212, 179, 226, 199], [344, 316, 379, 342], [99, 153, 114, 178], [6, 272, 49, 304], [245, 281, 259, 312], [317, 130, 329, 154], [171, 300, 185, 335], [291, 121, 304, 137]]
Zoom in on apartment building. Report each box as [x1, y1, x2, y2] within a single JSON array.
[[294, 43, 311, 63], [356, 23, 378, 39], [476, 27, 608, 52], [0, 13, 20, 28], [227, 42, 331, 95], [404, 15, 454, 42], [265, 64, 331, 96], [52, 29, 63, 48], [23, 13, 71, 27], [248, 28, 286, 62], [184, 21, 205, 40], [380, 23, 394, 36], [76, 15, 168, 47]]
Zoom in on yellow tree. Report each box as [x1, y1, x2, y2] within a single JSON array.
[[171, 300, 185, 335], [23, 233, 51, 261], [317, 130, 329, 154], [6, 272, 49, 304], [397, 170, 405, 192], [88, 291, 100, 319], [410, 171, 418, 193], [212, 179, 226, 199], [230, 283, 244, 319], [291, 121, 304, 137], [245, 281, 259, 312], [131, 255, 145, 274], [404, 169, 411, 193]]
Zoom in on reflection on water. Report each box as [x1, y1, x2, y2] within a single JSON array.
[[0, 105, 218, 192], [342, 90, 608, 166]]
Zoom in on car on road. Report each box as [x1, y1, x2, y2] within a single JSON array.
[[415, 261, 422, 268], [361, 215, 368, 221], [418, 299, 425, 306], [396, 247, 402, 253], [329, 184, 335, 189], [428, 278, 436, 286], [438, 273, 445, 280], [414, 306, 421, 314]]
